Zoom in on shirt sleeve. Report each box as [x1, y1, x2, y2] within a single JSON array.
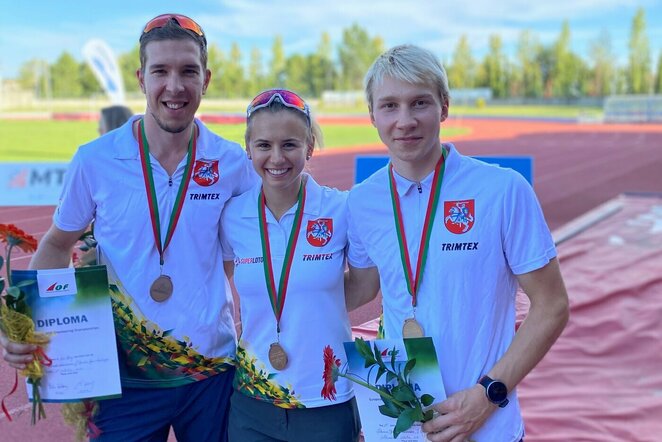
[[219, 207, 235, 262], [502, 172, 557, 275], [233, 157, 258, 197], [53, 148, 96, 232], [347, 195, 376, 269]]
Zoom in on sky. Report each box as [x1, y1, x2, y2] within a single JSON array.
[[1, 0, 661, 80]]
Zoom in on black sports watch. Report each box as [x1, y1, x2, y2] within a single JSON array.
[[478, 375, 509, 408]]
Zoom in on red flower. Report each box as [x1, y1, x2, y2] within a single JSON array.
[[321, 345, 341, 400], [0, 223, 38, 253]]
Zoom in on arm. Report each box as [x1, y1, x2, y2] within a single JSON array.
[[223, 260, 235, 280], [422, 258, 570, 441], [29, 224, 87, 269], [1, 224, 85, 368], [344, 264, 380, 311]]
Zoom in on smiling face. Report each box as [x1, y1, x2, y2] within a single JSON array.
[[137, 39, 210, 134], [246, 110, 313, 197], [370, 75, 448, 178]]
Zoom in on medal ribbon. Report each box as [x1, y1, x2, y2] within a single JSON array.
[[138, 119, 196, 266], [258, 179, 306, 333], [388, 149, 447, 307]]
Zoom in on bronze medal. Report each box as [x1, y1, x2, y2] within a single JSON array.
[[150, 275, 173, 302], [402, 317, 424, 338], [268, 342, 288, 371]]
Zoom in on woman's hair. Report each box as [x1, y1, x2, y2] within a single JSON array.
[[245, 99, 324, 150]]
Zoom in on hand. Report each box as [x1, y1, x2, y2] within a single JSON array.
[[421, 384, 496, 442], [0, 330, 37, 370]]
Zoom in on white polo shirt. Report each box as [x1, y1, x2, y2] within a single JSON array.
[[347, 143, 556, 441], [221, 175, 353, 408], [54, 116, 257, 388]]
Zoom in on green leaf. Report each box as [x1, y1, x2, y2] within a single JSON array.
[[6, 286, 21, 298], [409, 405, 424, 422], [375, 366, 386, 383], [390, 347, 398, 367], [392, 384, 416, 402], [354, 338, 371, 359], [15, 279, 36, 288], [378, 404, 400, 418], [393, 408, 417, 438], [386, 371, 397, 384], [403, 357, 417, 378], [374, 343, 386, 368], [421, 394, 435, 407], [423, 409, 435, 422]]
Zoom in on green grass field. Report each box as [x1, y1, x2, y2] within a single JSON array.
[[0, 119, 470, 161]]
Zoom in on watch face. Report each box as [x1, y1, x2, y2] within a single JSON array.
[[488, 381, 508, 402]]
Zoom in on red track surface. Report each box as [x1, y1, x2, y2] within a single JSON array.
[[1, 117, 661, 439]]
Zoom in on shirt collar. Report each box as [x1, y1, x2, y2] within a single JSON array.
[[241, 173, 323, 219], [113, 116, 210, 160], [391, 143, 456, 197]]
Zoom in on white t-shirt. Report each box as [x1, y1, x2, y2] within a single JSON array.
[[54, 116, 257, 388], [221, 175, 353, 408], [348, 143, 556, 441]]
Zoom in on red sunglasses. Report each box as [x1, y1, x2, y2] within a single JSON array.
[[247, 89, 310, 121], [143, 14, 204, 37]]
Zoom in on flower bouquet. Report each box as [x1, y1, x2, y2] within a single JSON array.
[[322, 337, 439, 439], [0, 223, 51, 424]]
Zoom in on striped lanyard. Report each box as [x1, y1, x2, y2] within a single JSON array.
[[257, 179, 306, 333], [138, 119, 196, 266], [388, 149, 447, 308]]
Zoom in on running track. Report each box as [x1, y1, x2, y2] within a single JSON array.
[[1, 117, 661, 439]]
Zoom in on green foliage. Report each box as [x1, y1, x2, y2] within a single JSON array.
[[589, 31, 615, 96], [516, 30, 544, 98], [337, 23, 384, 90], [448, 35, 476, 89], [51, 52, 83, 98], [628, 7, 652, 94], [353, 337, 434, 438]]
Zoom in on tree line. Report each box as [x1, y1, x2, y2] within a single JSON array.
[[17, 8, 662, 101]]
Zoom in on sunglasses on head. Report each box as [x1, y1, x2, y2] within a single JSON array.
[[247, 89, 310, 122], [143, 14, 205, 37]]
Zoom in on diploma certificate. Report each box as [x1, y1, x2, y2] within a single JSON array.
[[13, 266, 121, 402], [343, 337, 446, 442]]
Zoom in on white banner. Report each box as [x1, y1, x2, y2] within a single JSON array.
[[82, 39, 125, 105], [0, 162, 68, 206]]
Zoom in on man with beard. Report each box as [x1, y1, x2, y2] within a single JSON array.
[[1, 14, 255, 441]]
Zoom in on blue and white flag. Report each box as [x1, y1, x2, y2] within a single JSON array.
[[82, 39, 125, 104]]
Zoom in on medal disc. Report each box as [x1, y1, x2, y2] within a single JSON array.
[[150, 275, 173, 302], [268, 342, 288, 371], [402, 318, 424, 338]]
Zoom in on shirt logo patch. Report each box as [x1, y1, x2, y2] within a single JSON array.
[[306, 218, 333, 247], [192, 160, 219, 186], [444, 200, 475, 234]]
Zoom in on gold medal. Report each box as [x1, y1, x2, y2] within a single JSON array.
[[150, 275, 173, 302], [402, 317, 424, 338], [268, 342, 288, 371]]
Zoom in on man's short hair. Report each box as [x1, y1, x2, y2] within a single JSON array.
[[139, 18, 208, 71], [364, 44, 450, 111]]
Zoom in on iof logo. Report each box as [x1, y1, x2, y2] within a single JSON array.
[[444, 200, 475, 234], [46, 282, 69, 292], [192, 160, 220, 186]]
